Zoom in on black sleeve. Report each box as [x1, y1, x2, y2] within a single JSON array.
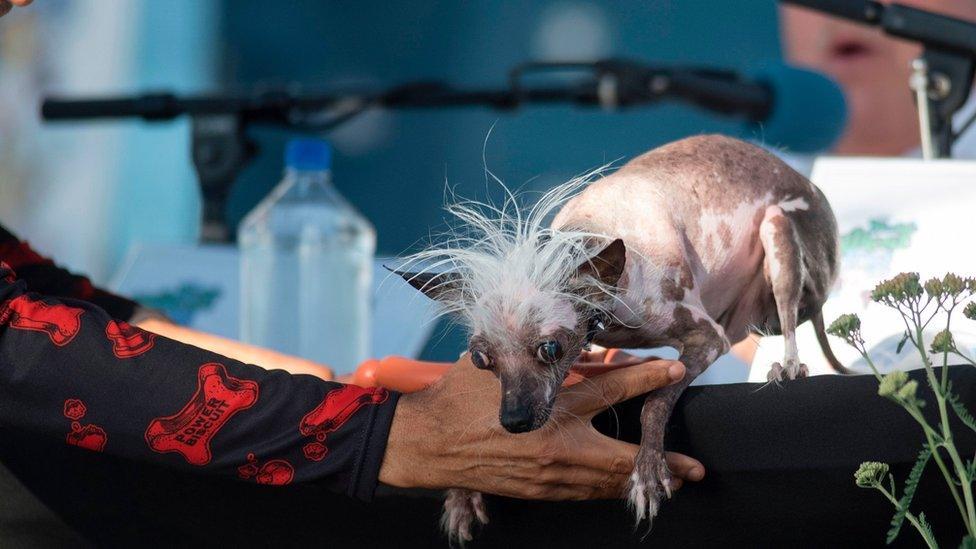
[[0, 224, 139, 321], [0, 260, 399, 501]]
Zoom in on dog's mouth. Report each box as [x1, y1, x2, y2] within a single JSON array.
[[499, 395, 556, 434]]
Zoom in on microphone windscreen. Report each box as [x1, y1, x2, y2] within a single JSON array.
[[745, 64, 848, 154]]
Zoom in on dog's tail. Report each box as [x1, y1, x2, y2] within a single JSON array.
[[812, 309, 852, 374]]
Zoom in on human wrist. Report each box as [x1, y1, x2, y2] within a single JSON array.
[[378, 391, 440, 489]]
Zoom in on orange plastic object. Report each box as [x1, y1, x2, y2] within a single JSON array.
[[351, 356, 450, 393], [350, 349, 652, 393]]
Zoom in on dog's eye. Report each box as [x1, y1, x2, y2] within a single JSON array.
[[586, 315, 606, 342], [536, 341, 563, 364], [470, 350, 492, 370]]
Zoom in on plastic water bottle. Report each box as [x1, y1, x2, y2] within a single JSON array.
[[239, 139, 375, 374]]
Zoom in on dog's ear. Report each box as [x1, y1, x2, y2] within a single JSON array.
[[572, 238, 626, 289], [388, 268, 463, 302]]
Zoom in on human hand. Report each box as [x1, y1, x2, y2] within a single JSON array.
[[0, 0, 32, 18], [378, 354, 704, 499]]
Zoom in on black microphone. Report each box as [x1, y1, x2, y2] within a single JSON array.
[[585, 60, 847, 152]]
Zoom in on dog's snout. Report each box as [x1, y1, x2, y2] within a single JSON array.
[[500, 407, 535, 433]]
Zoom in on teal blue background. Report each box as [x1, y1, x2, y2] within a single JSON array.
[[218, 1, 784, 359]]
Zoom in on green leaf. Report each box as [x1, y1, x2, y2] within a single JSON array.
[[896, 332, 910, 354], [887, 448, 932, 544], [915, 512, 936, 547], [961, 535, 976, 549], [947, 386, 976, 433]]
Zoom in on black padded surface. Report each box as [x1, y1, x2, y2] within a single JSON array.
[[1, 366, 973, 547]]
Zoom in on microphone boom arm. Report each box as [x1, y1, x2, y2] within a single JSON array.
[[38, 59, 781, 243]]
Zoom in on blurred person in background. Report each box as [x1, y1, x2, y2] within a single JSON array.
[[780, 0, 976, 158]]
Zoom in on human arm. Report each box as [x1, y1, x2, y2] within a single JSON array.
[[0, 260, 394, 499]]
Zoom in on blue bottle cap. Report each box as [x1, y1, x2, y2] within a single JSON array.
[[285, 138, 332, 170]]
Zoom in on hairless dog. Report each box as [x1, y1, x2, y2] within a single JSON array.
[[396, 134, 846, 542]]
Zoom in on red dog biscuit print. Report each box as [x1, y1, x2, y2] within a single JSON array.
[[62, 399, 107, 452], [237, 453, 295, 486], [63, 398, 87, 421], [299, 385, 388, 462], [67, 422, 108, 452], [145, 363, 259, 466], [105, 320, 156, 358], [0, 294, 83, 346]]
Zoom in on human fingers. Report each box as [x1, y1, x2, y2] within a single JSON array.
[[665, 451, 705, 482], [560, 359, 685, 416]]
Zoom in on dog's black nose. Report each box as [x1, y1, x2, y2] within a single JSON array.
[[500, 408, 535, 433]]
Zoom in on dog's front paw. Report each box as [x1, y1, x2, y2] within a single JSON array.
[[441, 489, 489, 545], [627, 448, 672, 527]]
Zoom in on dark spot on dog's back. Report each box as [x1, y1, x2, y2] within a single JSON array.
[[661, 278, 685, 301]]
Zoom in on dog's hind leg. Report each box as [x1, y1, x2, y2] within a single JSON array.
[[758, 205, 807, 381]]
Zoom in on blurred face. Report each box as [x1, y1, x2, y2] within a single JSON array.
[[780, 1, 976, 156]]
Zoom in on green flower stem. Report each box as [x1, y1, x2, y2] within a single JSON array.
[[858, 337, 971, 529], [945, 439, 976, 535], [857, 347, 882, 381], [875, 483, 939, 549], [838, 275, 976, 543], [905, 403, 969, 524], [941, 309, 953, 393], [914, 322, 976, 536], [859, 338, 971, 528]]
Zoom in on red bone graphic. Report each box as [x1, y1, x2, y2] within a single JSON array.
[[67, 421, 107, 452], [237, 453, 295, 486], [0, 294, 83, 346], [299, 385, 388, 461], [105, 320, 156, 358], [145, 363, 259, 466]]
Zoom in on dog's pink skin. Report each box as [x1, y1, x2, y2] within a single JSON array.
[[552, 134, 839, 521]]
